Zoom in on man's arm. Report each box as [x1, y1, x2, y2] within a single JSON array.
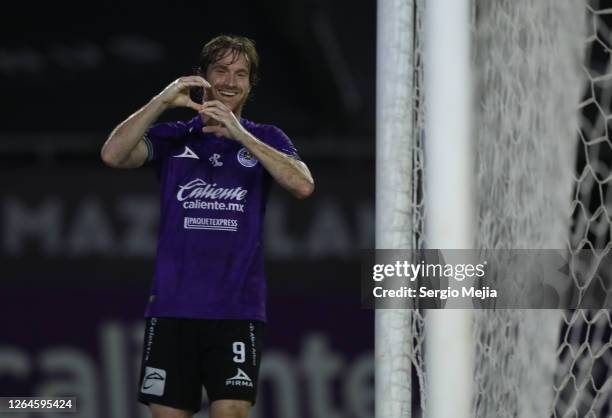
[[199, 101, 315, 199], [101, 76, 210, 169], [235, 132, 314, 199]]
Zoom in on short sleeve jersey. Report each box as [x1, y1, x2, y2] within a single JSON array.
[[142, 116, 300, 322]]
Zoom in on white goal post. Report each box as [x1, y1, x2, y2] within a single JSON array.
[[375, 0, 417, 416], [423, 0, 474, 417]]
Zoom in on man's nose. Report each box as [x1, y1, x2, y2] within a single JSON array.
[[226, 72, 237, 87]]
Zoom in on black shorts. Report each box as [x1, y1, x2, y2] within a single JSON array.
[[137, 317, 265, 413]]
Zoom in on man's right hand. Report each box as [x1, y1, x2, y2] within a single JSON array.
[[155, 76, 211, 110], [102, 76, 212, 169]]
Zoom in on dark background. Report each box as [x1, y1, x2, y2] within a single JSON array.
[[0, 2, 375, 417]]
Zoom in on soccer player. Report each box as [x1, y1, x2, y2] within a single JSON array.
[[100, 35, 314, 418]]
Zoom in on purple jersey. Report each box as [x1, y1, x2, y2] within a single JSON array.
[[142, 116, 300, 322]]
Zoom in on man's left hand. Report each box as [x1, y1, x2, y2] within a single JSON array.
[[198, 101, 247, 143]]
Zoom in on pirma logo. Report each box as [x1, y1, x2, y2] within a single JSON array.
[[237, 148, 258, 167], [225, 368, 253, 387], [141, 367, 166, 396], [174, 146, 199, 159]]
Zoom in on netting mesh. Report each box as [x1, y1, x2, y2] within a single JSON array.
[[472, 1, 583, 417], [554, 2, 612, 416], [404, 0, 612, 416]]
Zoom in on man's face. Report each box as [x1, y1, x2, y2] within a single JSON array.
[[205, 50, 251, 114]]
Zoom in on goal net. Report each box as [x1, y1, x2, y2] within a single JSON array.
[[387, 0, 612, 416]]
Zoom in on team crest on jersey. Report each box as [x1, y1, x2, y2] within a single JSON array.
[[237, 148, 258, 167]]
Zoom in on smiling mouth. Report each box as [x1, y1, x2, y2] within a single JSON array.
[[218, 89, 238, 97]]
